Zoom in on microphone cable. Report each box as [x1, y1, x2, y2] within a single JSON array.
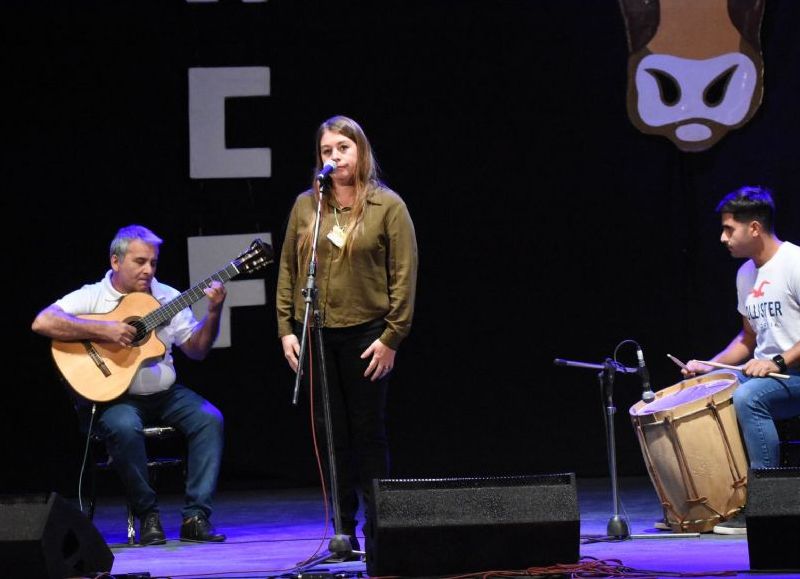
[[77, 403, 97, 514]]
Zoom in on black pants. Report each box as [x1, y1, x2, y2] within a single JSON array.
[[296, 319, 390, 536]]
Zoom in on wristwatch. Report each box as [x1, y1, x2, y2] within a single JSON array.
[[772, 354, 788, 373]]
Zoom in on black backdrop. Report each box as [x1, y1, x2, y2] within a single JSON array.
[[5, 1, 799, 497]]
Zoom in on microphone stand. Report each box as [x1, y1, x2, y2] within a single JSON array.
[[291, 178, 364, 571], [554, 356, 634, 538], [553, 357, 700, 540]]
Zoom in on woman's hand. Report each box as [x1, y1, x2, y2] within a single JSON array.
[[281, 334, 301, 373], [362, 339, 396, 382]]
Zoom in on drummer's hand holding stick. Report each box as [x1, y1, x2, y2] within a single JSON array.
[[671, 354, 790, 380], [698, 358, 791, 380], [682, 359, 716, 377], [666, 354, 714, 377]]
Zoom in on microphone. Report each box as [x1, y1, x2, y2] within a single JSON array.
[[317, 160, 337, 181], [636, 346, 656, 403]]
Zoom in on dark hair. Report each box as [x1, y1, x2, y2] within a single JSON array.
[[715, 186, 776, 233]]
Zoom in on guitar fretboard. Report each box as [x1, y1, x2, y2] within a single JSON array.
[[139, 262, 239, 332]]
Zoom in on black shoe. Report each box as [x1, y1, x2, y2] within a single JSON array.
[[339, 520, 360, 554], [139, 511, 166, 546], [345, 535, 363, 561], [713, 509, 747, 535], [180, 514, 226, 542]]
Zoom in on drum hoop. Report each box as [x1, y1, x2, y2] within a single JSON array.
[[637, 396, 734, 426]]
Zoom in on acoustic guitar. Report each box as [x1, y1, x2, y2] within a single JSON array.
[[52, 238, 273, 402]]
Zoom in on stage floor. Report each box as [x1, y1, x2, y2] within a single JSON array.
[[89, 476, 797, 578]]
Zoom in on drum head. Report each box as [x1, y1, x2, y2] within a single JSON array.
[[631, 374, 737, 416]]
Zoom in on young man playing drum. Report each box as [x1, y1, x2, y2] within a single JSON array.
[[682, 186, 800, 535]]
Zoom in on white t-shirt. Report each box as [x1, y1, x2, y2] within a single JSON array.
[[55, 270, 198, 395], [736, 241, 800, 360]]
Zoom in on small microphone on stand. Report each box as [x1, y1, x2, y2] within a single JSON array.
[[317, 160, 337, 182], [636, 346, 656, 403]]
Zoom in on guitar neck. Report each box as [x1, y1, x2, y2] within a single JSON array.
[[140, 262, 240, 332]]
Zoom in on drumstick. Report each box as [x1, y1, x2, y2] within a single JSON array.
[[696, 360, 790, 381], [666, 353, 688, 371]]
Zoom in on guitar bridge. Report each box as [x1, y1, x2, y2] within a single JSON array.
[[82, 341, 112, 377]]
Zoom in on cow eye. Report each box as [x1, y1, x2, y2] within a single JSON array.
[[704, 65, 737, 107], [645, 68, 681, 106]]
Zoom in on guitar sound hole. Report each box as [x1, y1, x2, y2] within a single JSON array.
[[130, 320, 149, 346]]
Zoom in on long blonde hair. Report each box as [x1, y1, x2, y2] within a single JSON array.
[[298, 115, 383, 259]]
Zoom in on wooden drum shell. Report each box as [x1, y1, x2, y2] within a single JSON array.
[[629, 373, 748, 533]]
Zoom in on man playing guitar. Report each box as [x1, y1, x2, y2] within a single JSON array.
[[32, 224, 230, 546]]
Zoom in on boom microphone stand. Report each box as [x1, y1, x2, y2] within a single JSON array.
[[553, 356, 635, 538], [291, 170, 364, 570], [554, 356, 700, 540]]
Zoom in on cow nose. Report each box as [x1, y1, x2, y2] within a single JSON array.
[[676, 123, 712, 142]]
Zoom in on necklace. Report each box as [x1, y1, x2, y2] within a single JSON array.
[[327, 206, 349, 248], [333, 206, 349, 232]]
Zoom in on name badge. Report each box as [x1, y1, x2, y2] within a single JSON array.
[[327, 225, 347, 248]]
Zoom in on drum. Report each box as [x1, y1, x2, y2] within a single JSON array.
[[629, 373, 748, 533]]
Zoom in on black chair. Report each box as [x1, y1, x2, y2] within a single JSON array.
[[85, 424, 186, 545], [58, 375, 187, 545]]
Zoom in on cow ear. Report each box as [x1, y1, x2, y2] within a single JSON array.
[[727, 0, 766, 51], [618, 0, 660, 54]]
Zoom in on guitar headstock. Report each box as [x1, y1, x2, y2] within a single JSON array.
[[233, 239, 274, 274]]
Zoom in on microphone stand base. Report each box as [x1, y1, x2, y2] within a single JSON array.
[[607, 515, 630, 539], [630, 532, 701, 539], [293, 535, 365, 573]]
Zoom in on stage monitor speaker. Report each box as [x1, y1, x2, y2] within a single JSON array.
[[747, 467, 800, 571], [367, 472, 579, 577], [0, 492, 114, 579]]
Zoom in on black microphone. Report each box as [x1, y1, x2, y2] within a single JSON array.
[[636, 346, 656, 403], [316, 160, 337, 181]]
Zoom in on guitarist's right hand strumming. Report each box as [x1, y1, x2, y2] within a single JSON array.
[[32, 304, 136, 346], [32, 304, 138, 348], [109, 321, 139, 348]]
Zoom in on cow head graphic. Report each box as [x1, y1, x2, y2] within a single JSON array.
[[619, 0, 766, 152]]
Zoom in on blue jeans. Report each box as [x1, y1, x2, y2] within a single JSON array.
[[95, 384, 224, 520], [729, 369, 800, 469]]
